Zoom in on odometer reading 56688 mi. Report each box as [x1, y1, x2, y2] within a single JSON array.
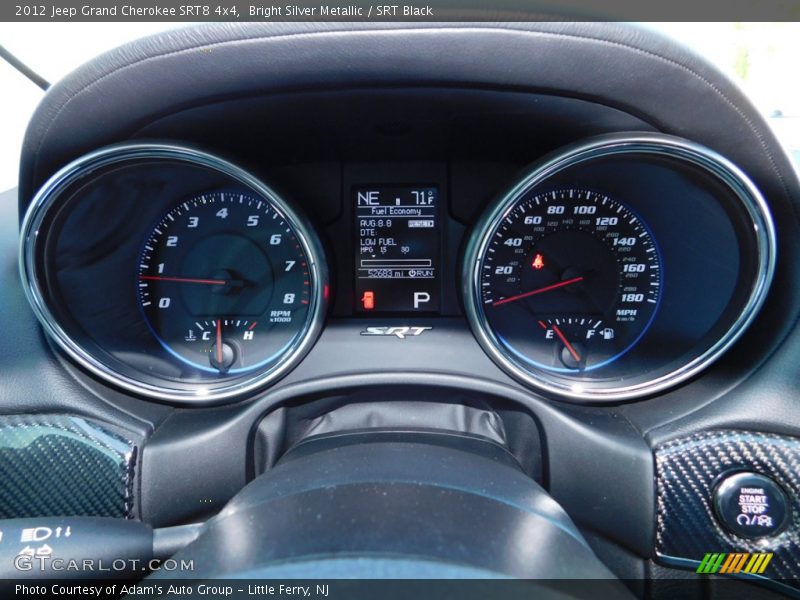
[[480, 188, 662, 373], [354, 186, 440, 313]]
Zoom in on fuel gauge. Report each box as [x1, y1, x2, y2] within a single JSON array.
[[537, 317, 619, 370]]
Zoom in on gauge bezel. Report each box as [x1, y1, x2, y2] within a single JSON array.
[[462, 133, 776, 402], [19, 143, 329, 405]]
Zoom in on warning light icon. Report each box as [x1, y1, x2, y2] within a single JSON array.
[[361, 291, 375, 310], [532, 254, 545, 270]]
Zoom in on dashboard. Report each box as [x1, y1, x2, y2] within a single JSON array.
[[5, 21, 800, 591]]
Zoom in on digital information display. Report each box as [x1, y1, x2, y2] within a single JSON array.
[[354, 186, 440, 313]]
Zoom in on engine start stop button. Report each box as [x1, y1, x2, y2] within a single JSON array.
[[712, 472, 791, 539]]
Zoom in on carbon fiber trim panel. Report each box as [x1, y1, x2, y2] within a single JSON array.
[[655, 430, 800, 581], [0, 415, 138, 519]]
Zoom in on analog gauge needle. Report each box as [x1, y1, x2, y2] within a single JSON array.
[[491, 276, 584, 307], [551, 324, 582, 363], [139, 275, 244, 286], [216, 320, 223, 366]]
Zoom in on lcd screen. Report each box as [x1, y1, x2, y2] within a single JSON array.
[[354, 185, 440, 313]]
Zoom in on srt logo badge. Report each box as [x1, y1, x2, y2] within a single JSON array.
[[360, 326, 433, 339]]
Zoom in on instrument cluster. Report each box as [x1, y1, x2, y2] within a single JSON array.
[[19, 134, 775, 404]]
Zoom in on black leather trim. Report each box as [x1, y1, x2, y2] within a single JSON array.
[[157, 438, 623, 581], [19, 22, 799, 216]]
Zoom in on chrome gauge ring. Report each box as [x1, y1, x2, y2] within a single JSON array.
[[462, 134, 776, 402], [20, 144, 328, 404]]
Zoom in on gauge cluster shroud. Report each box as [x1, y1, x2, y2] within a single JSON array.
[[8, 25, 800, 584]]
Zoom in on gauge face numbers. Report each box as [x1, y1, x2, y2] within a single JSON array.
[[480, 188, 661, 374], [138, 191, 312, 375]]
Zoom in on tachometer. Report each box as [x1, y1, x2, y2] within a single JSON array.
[[138, 191, 311, 375], [19, 143, 328, 404], [481, 188, 661, 372]]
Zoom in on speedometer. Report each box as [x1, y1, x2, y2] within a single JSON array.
[[463, 134, 776, 402], [481, 188, 661, 373]]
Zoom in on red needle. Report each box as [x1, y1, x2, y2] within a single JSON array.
[[491, 276, 584, 307], [216, 320, 223, 365], [551, 324, 582, 363], [139, 275, 227, 285]]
